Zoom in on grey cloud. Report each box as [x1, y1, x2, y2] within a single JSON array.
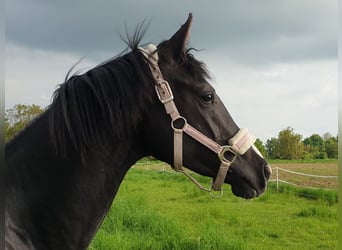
[[6, 0, 337, 64]]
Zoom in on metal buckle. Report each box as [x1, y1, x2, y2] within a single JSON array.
[[218, 146, 237, 164], [155, 81, 174, 104]]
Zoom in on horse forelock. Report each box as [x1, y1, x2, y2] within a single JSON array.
[[185, 48, 211, 81], [158, 42, 211, 85]]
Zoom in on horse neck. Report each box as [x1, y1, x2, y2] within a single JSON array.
[[6, 110, 144, 249]]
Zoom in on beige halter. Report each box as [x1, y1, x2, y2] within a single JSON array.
[[139, 44, 260, 197]]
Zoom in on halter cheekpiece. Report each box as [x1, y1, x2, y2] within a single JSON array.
[[139, 44, 261, 197]]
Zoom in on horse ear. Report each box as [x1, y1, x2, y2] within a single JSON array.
[[164, 13, 193, 60]]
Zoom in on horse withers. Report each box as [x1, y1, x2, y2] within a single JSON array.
[[5, 14, 271, 250]]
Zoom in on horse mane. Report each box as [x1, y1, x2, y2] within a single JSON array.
[[49, 26, 154, 158]]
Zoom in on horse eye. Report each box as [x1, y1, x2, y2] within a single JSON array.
[[201, 93, 214, 103]]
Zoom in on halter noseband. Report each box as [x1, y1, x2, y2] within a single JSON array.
[[139, 44, 260, 197]]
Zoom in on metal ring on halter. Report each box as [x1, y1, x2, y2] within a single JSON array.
[[171, 116, 187, 132], [209, 186, 224, 198], [218, 146, 237, 164]]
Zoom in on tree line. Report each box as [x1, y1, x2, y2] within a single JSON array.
[[5, 104, 338, 160], [256, 127, 338, 160]]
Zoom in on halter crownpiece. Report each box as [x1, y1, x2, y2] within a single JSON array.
[[140, 44, 159, 63], [139, 44, 261, 197]]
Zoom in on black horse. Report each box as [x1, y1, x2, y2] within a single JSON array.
[[5, 14, 271, 249]]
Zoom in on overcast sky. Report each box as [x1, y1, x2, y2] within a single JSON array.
[[5, 0, 337, 142]]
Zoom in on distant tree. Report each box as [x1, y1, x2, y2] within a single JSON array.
[[254, 138, 267, 158], [277, 127, 304, 160], [5, 104, 44, 142], [303, 134, 326, 159], [265, 137, 279, 159], [303, 134, 324, 150], [324, 136, 338, 159]]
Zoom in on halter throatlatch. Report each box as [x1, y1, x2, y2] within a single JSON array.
[[139, 44, 260, 197]]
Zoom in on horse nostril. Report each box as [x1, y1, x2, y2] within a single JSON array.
[[264, 164, 272, 180]]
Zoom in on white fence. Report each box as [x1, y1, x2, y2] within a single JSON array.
[[135, 161, 338, 191], [270, 167, 338, 191]]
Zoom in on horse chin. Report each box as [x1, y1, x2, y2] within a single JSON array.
[[225, 162, 269, 199], [230, 183, 266, 199], [231, 186, 257, 199]]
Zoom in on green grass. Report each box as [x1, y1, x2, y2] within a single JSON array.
[[89, 168, 338, 250]]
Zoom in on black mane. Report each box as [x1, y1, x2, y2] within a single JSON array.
[[49, 47, 154, 158]]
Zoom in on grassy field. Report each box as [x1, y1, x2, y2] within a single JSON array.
[[89, 161, 338, 250], [270, 162, 338, 189]]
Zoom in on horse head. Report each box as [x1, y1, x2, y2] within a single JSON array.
[[142, 14, 271, 199]]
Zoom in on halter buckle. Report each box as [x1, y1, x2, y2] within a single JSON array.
[[155, 81, 174, 104]]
